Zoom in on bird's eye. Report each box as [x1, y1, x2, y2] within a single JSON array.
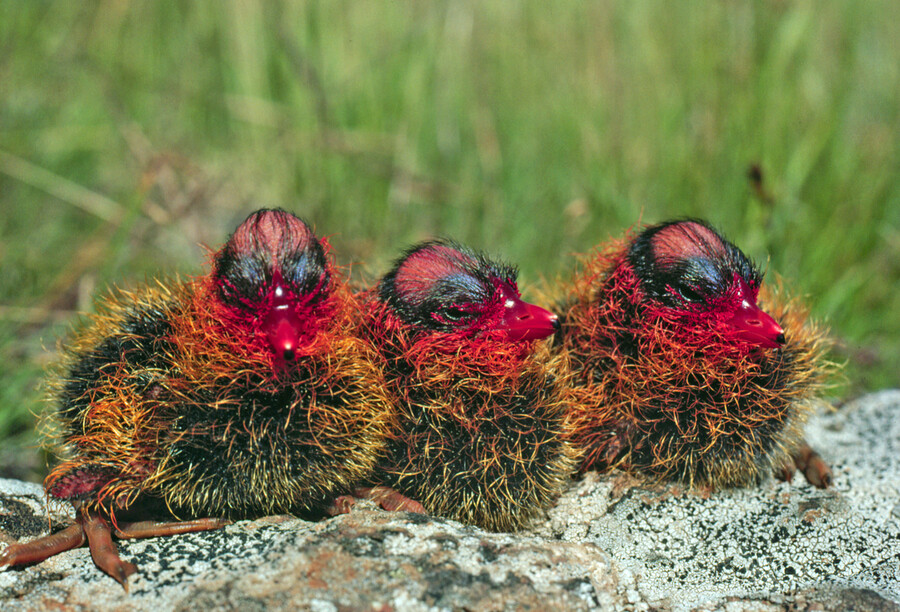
[[679, 285, 705, 303], [442, 305, 468, 321]]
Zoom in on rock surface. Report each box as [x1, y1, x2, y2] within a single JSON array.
[[1, 391, 899, 611]]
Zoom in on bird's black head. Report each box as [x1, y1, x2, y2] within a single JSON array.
[[378, 239, 558, 341], [627, 219, 785, 348], [213, 209, 332, 360]]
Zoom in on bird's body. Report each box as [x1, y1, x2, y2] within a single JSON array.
[[3, 209, 392, 586], [362, 240, 578, 532], [558, 219, 832, 489]]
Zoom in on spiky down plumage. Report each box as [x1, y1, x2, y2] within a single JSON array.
[[43, 212, 392, 521], [558, 230, 833, 490], [363, 298, 578, 531]]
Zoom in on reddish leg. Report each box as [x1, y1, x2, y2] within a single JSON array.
[[793, 443, 832, 488], [774, 441, 832, 488], [81, 510, 137, 590], [0, 522, 86, 569], [357, 486, 426, 513], [327, 486, 426, 516], [113, 518, 229, 539], [1, 507, 229, 590]]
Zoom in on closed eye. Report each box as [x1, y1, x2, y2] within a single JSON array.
[[442, 305, 469, 321], [679, 285, 705, 303]]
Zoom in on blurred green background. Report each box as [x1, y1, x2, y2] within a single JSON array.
[[1, 1, 898, 481]]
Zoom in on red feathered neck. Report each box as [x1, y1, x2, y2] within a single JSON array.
[[173, 272, 344, 381]]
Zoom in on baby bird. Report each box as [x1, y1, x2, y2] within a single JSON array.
[[558, 219, 832, 490], [1, 209, 391, 587], [360, 240, 579, 532]]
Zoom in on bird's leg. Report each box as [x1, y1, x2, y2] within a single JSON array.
[[326, 495, 358, 516], [112, 518, 230, 539], [600, 422, 634, 467], [792, 442, 832, 488], [1, 501, 228, 591], [775, 441, 832, 488], [80, 509, 137, 590], [0, 522, 86, 569], [327, 486, 426, 516], [358, 486, 426, 513], [83, 512, 229, 590]]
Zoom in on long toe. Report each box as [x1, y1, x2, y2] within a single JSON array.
[[81, 510, 137, 590], [0, 522, 86, 569], [113, 518, 230, 539]]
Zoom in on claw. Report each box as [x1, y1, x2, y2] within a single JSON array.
[[775, 442, 832, 488], [326, 495, 358, 516], [774, 462, 794, 484]]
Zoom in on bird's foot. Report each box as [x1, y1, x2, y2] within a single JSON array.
[[0, 508, 135, 589], [775, 441, 832, 488], [0, 507, 229, 590], [792, 443, 832, 488], [359, 486, 426, 513], [327, 487, 426, 516], [326, 495, 359, 516], [0, 521, 86, 571], [112, 517, 230, 539], [81, 510, 138, 590]]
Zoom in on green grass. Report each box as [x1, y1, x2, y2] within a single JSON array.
[[2, 1, 898, 480]]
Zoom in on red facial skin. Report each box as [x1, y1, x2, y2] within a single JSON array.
[[208, 272, 335, 371], [209, 210, 337, 371], [386, 240, 558, 345], [364, 276, 556, 389], [420, 282, 558, 346], [639, 219, 785, 351], [647, 273, 785, 353]]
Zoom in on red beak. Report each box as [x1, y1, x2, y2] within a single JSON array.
[[262, 285, 304, 361], [726, 297, 785, 349], [496, 286, 559, 342]]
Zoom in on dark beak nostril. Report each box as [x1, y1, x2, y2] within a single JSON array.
[[747, 319, 762, 327], [775, 333, 786, 345]]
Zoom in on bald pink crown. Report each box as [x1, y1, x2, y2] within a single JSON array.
[[393, 244, 478, 305], [230, 209, 315, 262], [650, 221, 727, 270]]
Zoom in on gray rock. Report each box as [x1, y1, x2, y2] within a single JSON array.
[[1, 391, 899, 611], [538, 389, 900, 610]]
